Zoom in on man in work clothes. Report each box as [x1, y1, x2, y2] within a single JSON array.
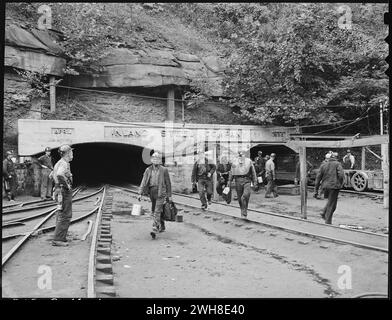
[[265, 153, 278, 198], [313, 152, 332, 199], [216, 155, 232, 204], [51, 145, 74, 247], [38, 147, 54, 199], [315, 152, 345, 224], [228, 151, 257, 218], [191, 152, 216, 210], [138, 152, 172, 239], [342, 149, 355, 169], [3, 150, 17, 201], [254, 151, 266, 191]]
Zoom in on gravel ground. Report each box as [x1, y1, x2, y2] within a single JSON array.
[[110, 190, 388, 298]]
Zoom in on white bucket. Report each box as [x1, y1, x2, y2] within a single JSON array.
[[257, 176, 263, 183], [223, 187, 230, 195], [131, 203, 142, 216]]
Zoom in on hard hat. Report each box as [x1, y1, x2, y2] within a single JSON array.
[[6, 150, 14, 156], [325, 153, 331, 159], [58, 145, 73, 156], [45, 147, 51, 152], [270, 153, 276, 157], [332, 152, 338, 158], [346, 149, 351, 153]]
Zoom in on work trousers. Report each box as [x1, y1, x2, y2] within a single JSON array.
[[234, 177, 252, 217], [149, 186, 166, 232], [40, 168, 53, 199], [53, 188, 72, 242], [3, 176, 17, 200], [265, 175, 278, 197], [198, 178, 213, 207], [322, 188, 340, 224]]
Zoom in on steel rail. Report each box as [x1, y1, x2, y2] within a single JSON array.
[[2, 207, 99, 241], [108, 184, 387, 239], [87, 186, 107, 298], [2, 187, 83, 215], [2, 187, 103, 227], [109, 184, 387, 253]]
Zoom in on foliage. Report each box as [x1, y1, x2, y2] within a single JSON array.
[[218, 3, 388, 132], [15, 67, 62, 99]]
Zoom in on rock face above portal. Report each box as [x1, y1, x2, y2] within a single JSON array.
[[69, 48, 226, 96]]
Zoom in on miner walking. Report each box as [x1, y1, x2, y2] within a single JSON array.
[[138, 152, 172, 239], [191, 152, 216, 210], [315, 152, 345, 224], [38, 147, 54, 200], [228, 150, 257, 218], [3, 150, 17, 201], [51, 145, 74, 246], [265, 153, 278, 198]]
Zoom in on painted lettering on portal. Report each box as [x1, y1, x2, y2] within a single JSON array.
[[104, 126, 148, 138], [51, 128, 74, 135]]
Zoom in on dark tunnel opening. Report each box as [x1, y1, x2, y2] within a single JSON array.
[[38, 142, 152, 187]]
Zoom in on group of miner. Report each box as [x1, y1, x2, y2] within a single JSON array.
[[3, 146, 355, 243]]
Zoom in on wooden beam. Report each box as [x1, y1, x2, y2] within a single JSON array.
[[287, 135, 389, 149], [49, 76, 56, 113], [381, 143, 389, 209], [299, 146, 307, 219], [361, 147, 366, 170]]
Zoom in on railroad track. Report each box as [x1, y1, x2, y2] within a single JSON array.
[[307, 185, 383, 199], [2, 186, 105, 267], [108, 184, 388, 253]]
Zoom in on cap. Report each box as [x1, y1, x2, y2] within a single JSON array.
[[58, 145, 73, 155], [258, 151, 262, 154], [332, 152, 338, 158], [6, 150, 14, 156], [346, 149, 351, 153], [45, 147, 51, 152], [325, 153, 331, 159], [270, 153, 276, 157]]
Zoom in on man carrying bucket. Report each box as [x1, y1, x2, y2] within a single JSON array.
[[138, 152, 172, 239]]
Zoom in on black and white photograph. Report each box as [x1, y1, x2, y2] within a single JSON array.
[[1, 2, 389, 304]]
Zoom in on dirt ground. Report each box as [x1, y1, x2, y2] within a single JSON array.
[[110, 190, 388, 298], [227, 187, 388, 234], [2, 193, 96, 298]]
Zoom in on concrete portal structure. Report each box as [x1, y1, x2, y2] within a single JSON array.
[[18, 119, 298, 192]]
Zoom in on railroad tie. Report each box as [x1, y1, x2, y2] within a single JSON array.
[[96, 263, 113, 273], [96, 286, 116, 297], [96, 274, 114, 285], [97, 247, 111, 255], [96, 255, 111, 264]]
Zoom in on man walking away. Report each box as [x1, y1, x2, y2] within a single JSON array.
[[228, 151, 257, 218], [315, 152, 345, 224], [38, 147, 54, 200], [342, 149, 355, 170], [265, 153, 278, 198], [3, 150, 17, 201], [191, 152, 216, 210], [52, 145, 74, 246], [216, 156, 232, 204], [314, 152, 331, 199], [138, 152, 172, 240]]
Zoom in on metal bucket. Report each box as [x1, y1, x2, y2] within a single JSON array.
[[131, 203, 142, 216]]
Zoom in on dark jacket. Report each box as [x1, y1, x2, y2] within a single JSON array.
[[315, 158, 344, 190], [139, 165, 172, 198], [191, 160, 216, 182], [3, 158, 16, 179], [217, 163, 231, 177], [38, 154, 54, 170], [254, 156, 265, 174]]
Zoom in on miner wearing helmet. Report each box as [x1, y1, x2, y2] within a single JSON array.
[[3, 150, 17, 201], [138, 151, 172, 239], [38, 147, 54, 200], [228, 149, 257, 218], [51, 145, 74, 246], [265, 153, 278, 198]]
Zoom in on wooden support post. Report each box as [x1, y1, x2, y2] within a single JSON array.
[[49, 76, 56, 113], [213, 144, 219, 201], [167, 87, 175, 122], [361, 147, 366, 170], [381, 143, 389, 209], [299, 146, 307, 219]]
